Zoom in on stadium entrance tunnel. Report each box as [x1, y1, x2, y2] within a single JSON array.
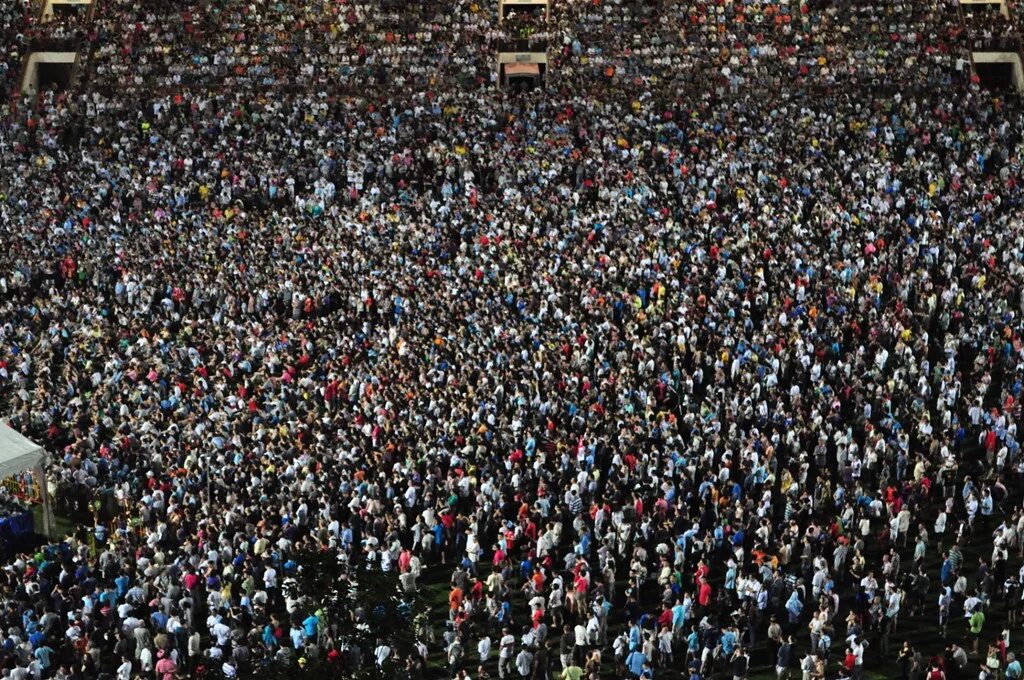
[[499, 0, 550, 22], [503, 62, 544, 91], [497, 54, 546, 90], [41, 0, 94, 24], [21, 52, 78, 95], [977, 61, 1014, 90], [958, 0, 1011, 20], [972, 52, 1024, 93]]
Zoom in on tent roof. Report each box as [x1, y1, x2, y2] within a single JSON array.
[[0, 423, 46, 480]]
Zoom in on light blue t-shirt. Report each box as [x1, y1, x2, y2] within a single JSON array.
[[626, 651, 646, 677]]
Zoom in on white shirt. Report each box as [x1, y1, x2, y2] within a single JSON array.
[[515, 650, 533, 676], [574, 624, 587, 646], [499, 634, 515, 659], [213, 622, 231, 646], [851, 641, 865, 665]]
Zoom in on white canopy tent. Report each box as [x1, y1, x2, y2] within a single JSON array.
[[0, 423, 54, 537]]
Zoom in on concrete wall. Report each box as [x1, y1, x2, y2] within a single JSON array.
[[497, 51, 548, 64]]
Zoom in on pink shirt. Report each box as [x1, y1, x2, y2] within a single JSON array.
[[156, 657, 177, 680]]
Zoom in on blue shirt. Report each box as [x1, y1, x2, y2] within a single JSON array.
[[628, 625, 641, 649], [99, 590, 117, 608], [671, 604, 686, 629], [34, 646, 53, 669], [725, 567, 737, 590], [982, 496, 994, 515], [302, 615, 319, 637], [626, 651, 646, 676], [721, 630, 737, 655], [940, 559, 953, 585], [687, 631, 699, 653], [786, 592, 803, 616], [151, 611, 168, 631]]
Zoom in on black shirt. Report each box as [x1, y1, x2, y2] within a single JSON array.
[[733, 653, 749, 676]]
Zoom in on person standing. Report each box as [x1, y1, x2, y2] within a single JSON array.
[[970, 606, 986, 655], [560, 664, 583, 680], [155, 650, 177, 680], [499, 627, 516, 679], [515, 646, 534, 678], [533, 641, 550, 680], [732, 646, 750, 680], [1007, 652, 1022, 680], [777, 635, 793, 680], [625, 646, 647, 678], [800, 652, 817, 680], [559, 627, 574, 671], [116, 656, 133, 680]]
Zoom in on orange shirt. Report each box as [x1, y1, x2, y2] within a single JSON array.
[[532, 571, 545, 592], [449, 587, 463, 611]]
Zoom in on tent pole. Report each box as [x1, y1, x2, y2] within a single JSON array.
[[36, 462, 53, 538]]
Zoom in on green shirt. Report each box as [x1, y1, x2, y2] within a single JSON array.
[[562, 666, 584, 680], [969, 611, 985, 634]]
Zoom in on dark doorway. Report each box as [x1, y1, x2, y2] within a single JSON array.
[[501, 62, 545, 90], [507, 74, 540, 92], [975, 61, 1014, 91], [36, 61, 74, 92], [51, 3, 88, 21], [502, 3, 546, 21]]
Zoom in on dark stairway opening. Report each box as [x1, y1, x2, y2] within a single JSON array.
[[36, 61, 74, 92], [975, 61, 1014, 91]]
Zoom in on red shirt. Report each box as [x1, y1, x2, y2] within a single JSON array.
[[698, 581, 712, 606], [694, 564, 709, 585]]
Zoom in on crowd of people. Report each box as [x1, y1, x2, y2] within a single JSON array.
[[0, 1, 32, 100], [78, 0, 493, 96], [961, 2, 1022, 51], [2, 0, 1024, 679]]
